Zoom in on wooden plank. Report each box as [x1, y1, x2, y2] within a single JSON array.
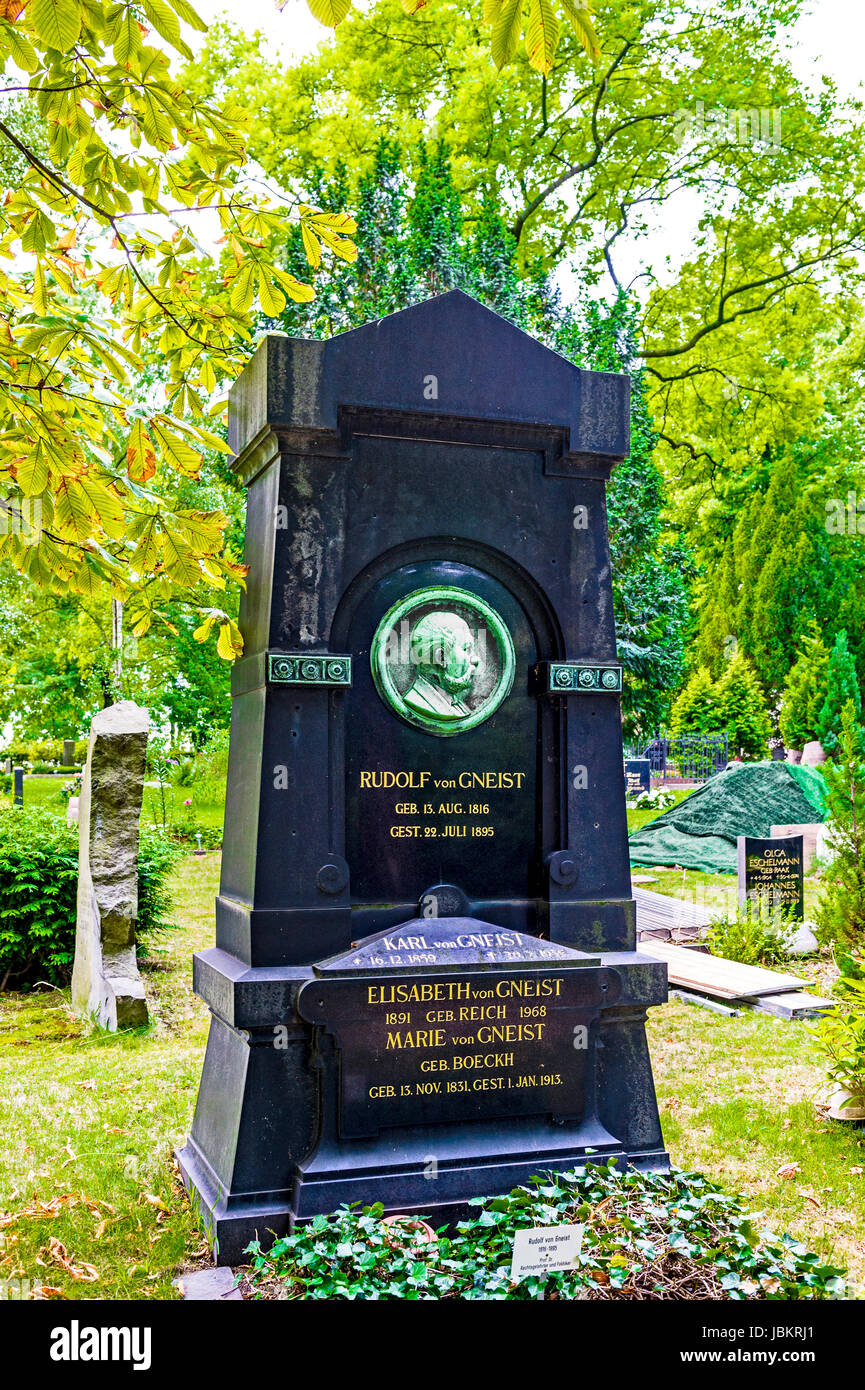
[[633, 886, 716, 930], [637, 939, 807, 1000], [747, 991, 835, 1020]]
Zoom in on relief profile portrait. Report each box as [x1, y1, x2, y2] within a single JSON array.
[[370, 586, 516, 737], [404, 611, 480, 720]]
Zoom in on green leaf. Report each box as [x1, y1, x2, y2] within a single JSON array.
[[491, 0, 522, 69], [113, 9, 142, 64], [31, 0, 82, 51], [168, 0, 208, 30], [142, 0, 192, 55], [1, 20, 39, 72], [258, 268, 286, 318], [525, 0, 559, 72], [229, 262, 256, 314], [305, 0, 352, 24], [559, 0, 600, 60], [151, 419, 202, 476]]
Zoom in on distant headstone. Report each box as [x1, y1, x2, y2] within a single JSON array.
[[66, 796, 80, 826], [770, 743, 786, 761], [737, 834, 804, 922], [71, 701, 149, 1030], [13, 766, 23, 806], [770, 822, 822, 870], [624, 758, 650, 797], [801, 740, 826, 766], [62, 740, 76, 767], [3, 757, 11, 774]]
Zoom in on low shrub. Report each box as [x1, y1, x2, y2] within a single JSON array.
[[626, 786, 676, 811], [809, 949, 865, 1113], [243, 1163, 845, 1301], [0, 807, 182, 991], [706, 909, 795, 966], [168, 819, 222, 850]]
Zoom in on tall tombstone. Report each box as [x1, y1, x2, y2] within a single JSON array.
[[178, 291, 668, 1264], [71, 701, 149, 1030]]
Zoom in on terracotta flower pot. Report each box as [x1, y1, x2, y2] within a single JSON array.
[[381, 1215, 438, 1246], [825, 1085, 865, 1123]]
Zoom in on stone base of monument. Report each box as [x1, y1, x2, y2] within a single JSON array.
[[177, 919, 668, 1267]]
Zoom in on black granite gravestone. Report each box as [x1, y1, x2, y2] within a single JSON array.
[[624, 759, 651, 798], [737, 834, 804, 921], [177, 290, 668, 1263]]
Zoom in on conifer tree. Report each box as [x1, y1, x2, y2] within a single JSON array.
[[815, 702, 865, 947], [715, 653, 771, 759], [817, 630, 862, 754], [779, 619, 831, 749], [669, 668, 719, 737]]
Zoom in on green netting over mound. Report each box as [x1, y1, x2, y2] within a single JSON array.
[[628, 760, 826, 874]]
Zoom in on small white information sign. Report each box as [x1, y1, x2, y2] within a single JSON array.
[[510, 1223, 584, 1280]]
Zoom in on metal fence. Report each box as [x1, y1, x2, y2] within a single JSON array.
[[624, 732, 729, 784]]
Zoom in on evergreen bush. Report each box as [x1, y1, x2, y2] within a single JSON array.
[[0, 808, 181, 990], [816, 630, 861, 755], [779, 620, 830, 749], [669, 667, 721, 736], [814, 702, 865, 947], [715, 654, 771, 759]]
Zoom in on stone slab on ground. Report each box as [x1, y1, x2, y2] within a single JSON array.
[[173, 1267, 242, 1301], [783, 922, 819, 956]]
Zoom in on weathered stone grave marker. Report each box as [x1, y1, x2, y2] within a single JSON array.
[[737, 833, 804, 922], [71, 701, 150, 1030], [13, 766, 22, 806], [62, 739, 76, 767], [178, 291, 668, 1263]]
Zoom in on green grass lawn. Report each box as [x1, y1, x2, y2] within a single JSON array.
[[0, 854, 217, 1300], [0, 808, 862, 1299], [17, 774, 225, 835]]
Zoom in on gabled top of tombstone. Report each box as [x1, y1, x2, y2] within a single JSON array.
[[229, 289, 629, 471], [313, 916, 601, 977]]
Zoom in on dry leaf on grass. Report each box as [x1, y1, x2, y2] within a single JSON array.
[[776, 1161, 801, 1181], [140, 1193, 171, 1214], [38, 1237, 98, 1283], [797, 1187, 823, 1210]]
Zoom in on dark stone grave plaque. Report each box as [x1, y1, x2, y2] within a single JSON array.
[[624, 759, 651, 798], [178, 291, 669, 1263], [299, 920, 611, 1138], [737, 834, 804, 921]]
